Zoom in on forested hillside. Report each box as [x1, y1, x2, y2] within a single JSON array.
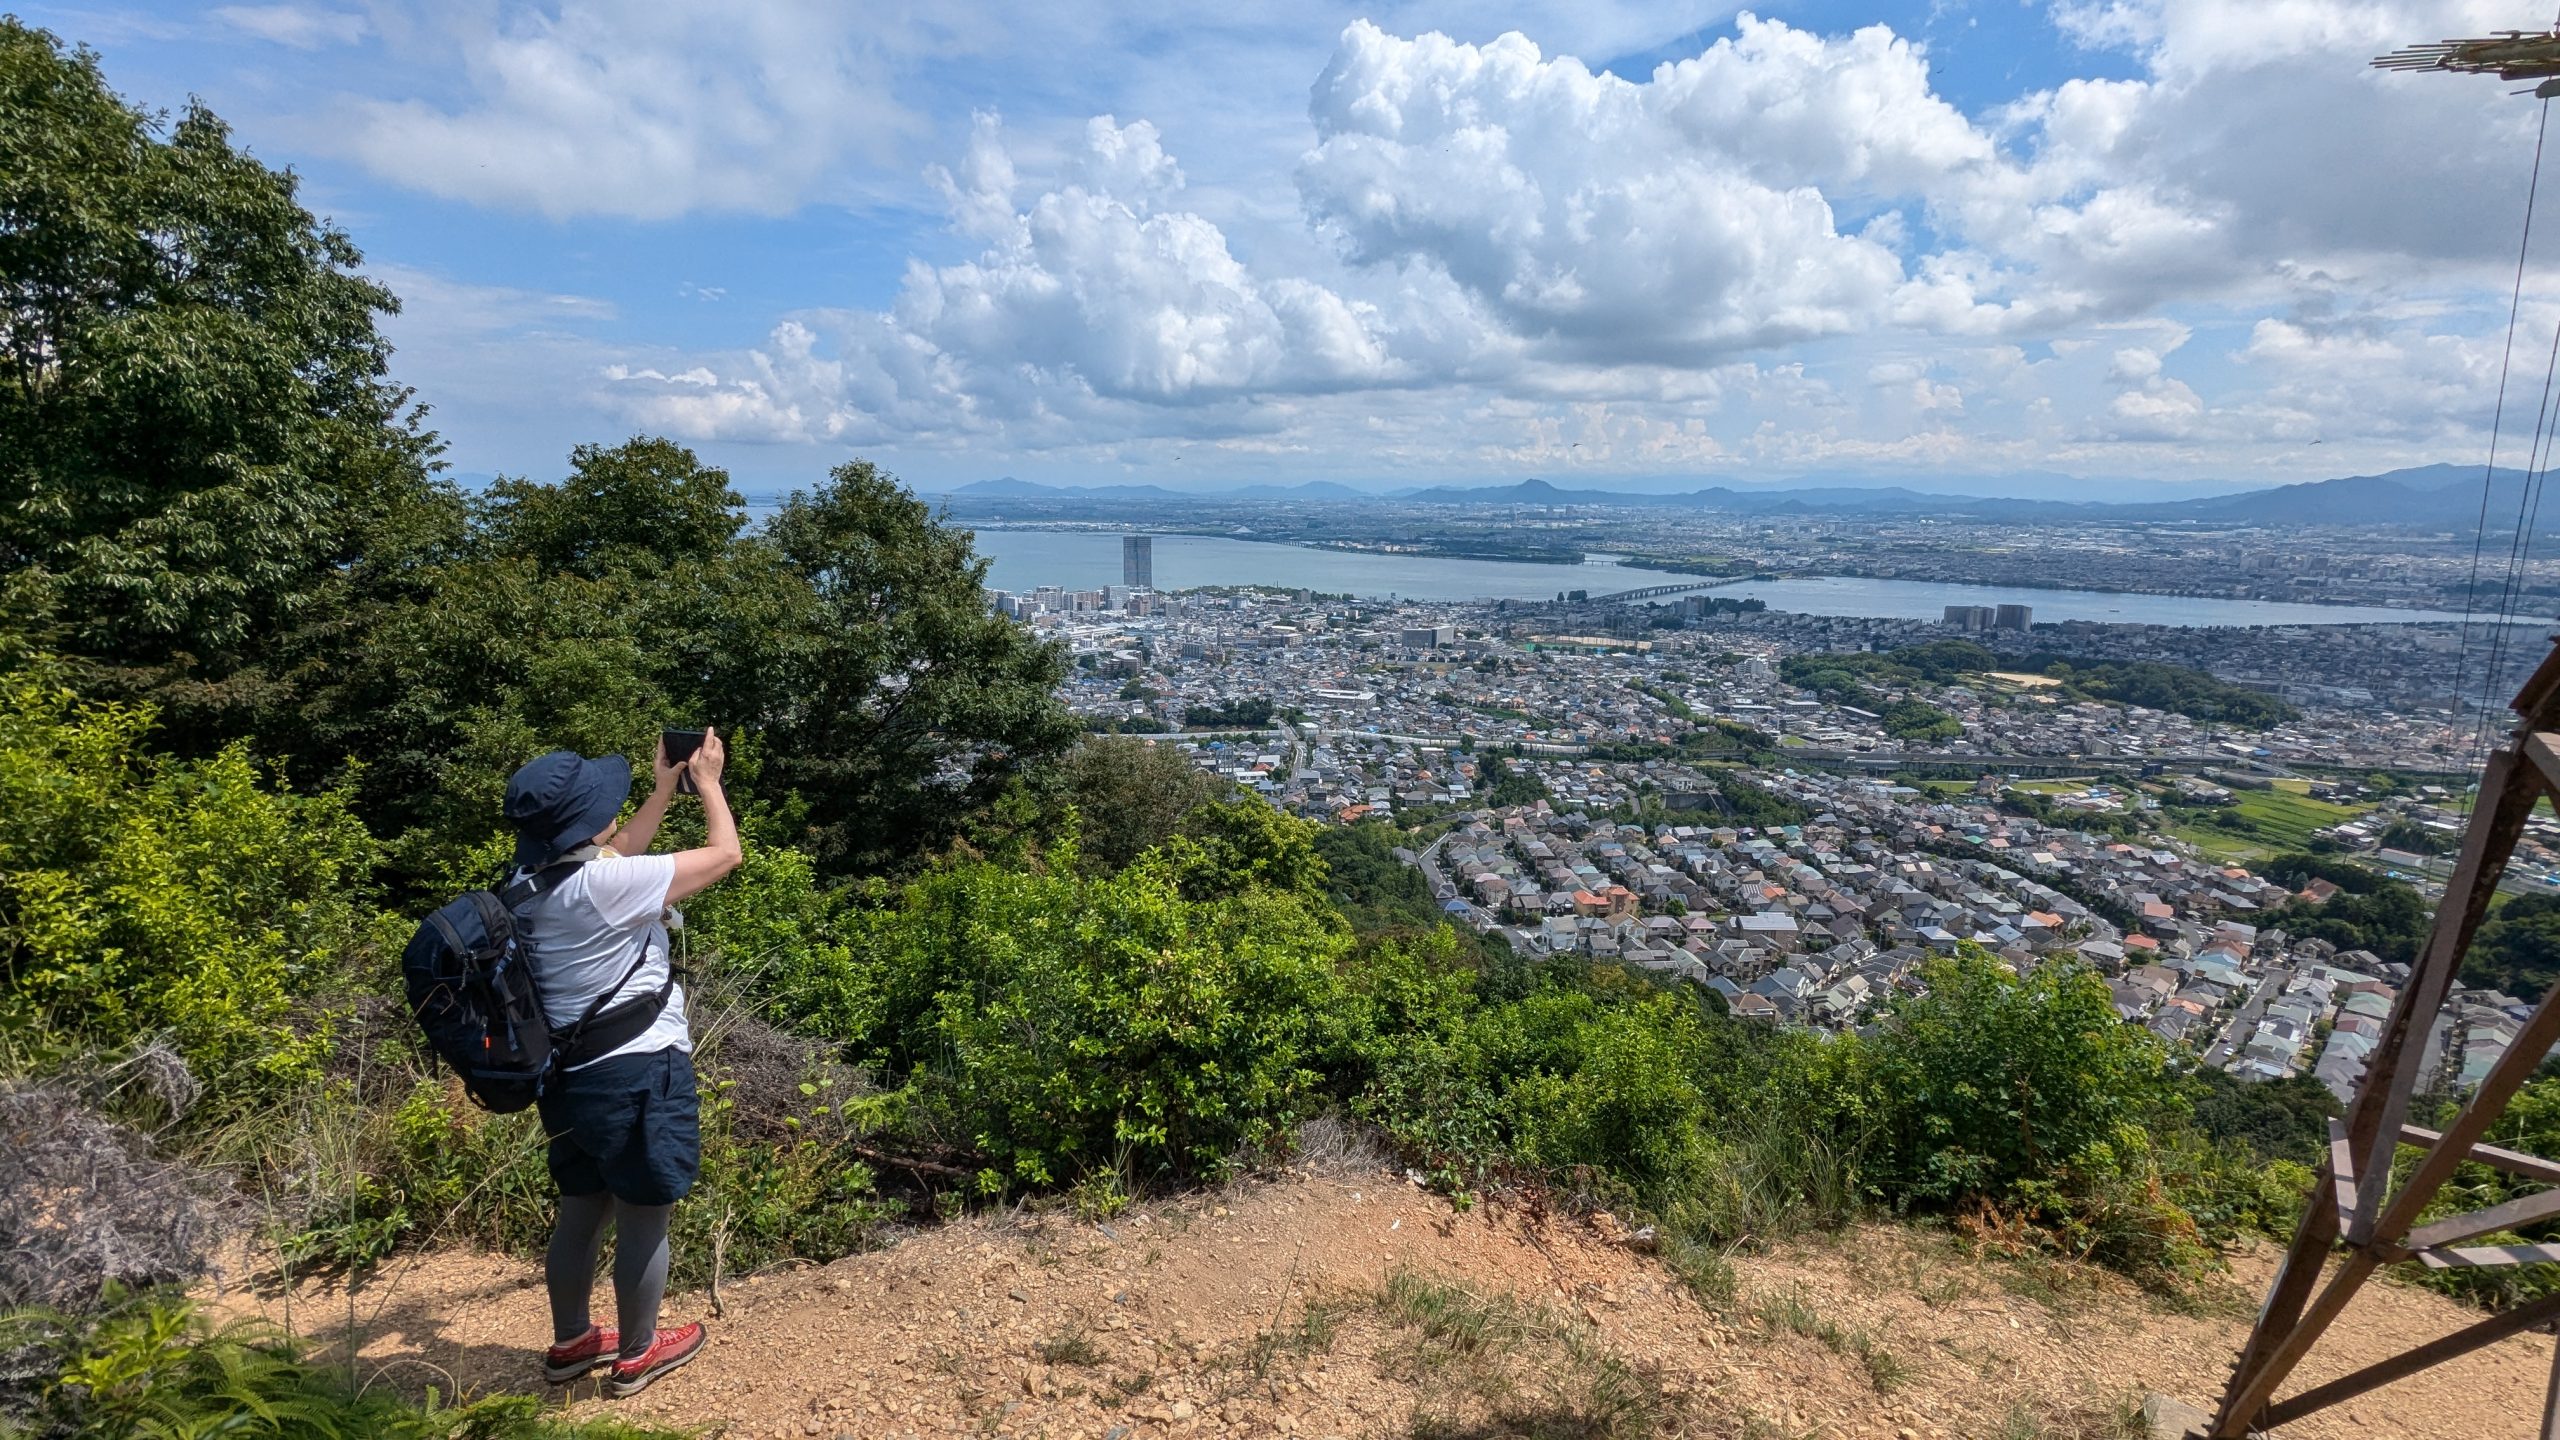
[[4, 21, 2557, 1439]]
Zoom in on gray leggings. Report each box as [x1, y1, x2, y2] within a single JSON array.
[[547, 1192, 673, 1356]]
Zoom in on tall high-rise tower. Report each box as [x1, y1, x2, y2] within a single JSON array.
[[1123, 534, 1154, 589]]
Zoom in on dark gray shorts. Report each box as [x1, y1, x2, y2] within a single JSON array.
[[537, 1047, 700, 1205]]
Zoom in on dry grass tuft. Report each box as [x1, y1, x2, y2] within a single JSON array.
[[1293, 1115, 1394, 1178], [0, 1081, 231, 1313]]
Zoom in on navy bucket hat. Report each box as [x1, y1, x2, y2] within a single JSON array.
[[504, 750, 632, 868]]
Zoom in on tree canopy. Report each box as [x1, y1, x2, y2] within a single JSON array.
[[0, 21, 438, 744]]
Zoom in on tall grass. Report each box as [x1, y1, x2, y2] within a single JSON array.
[[1375, 1268, 1678, 1440], [1690, 1109, 1859, 1246]]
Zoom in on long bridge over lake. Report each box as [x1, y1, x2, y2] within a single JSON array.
[[1587, 580, 1727, 603]]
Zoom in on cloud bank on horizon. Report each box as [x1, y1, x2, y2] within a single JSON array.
[[71, 0, 2560, 494]]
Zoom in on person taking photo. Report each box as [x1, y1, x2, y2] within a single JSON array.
[[500, 727, 741, 1397]]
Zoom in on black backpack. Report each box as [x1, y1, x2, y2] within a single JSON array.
[[401, 852, 671, 1113]]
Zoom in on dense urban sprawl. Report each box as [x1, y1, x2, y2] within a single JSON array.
[[991, 570, 2554, 1099]]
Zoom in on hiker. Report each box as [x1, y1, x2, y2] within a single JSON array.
[[503, 728, 742, 1397]]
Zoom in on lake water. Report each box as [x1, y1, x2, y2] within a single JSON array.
[[965, 528, 2494, 627], [1689, 575, 2494, 628], [971, 529, 1688, 602]]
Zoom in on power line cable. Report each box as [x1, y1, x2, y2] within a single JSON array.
[[2470, 314, 2560, 767], [2454, 100, 2549, 772]]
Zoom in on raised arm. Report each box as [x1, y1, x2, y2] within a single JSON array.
[[599, 735, 681, 856], [667, 726, 743, 903]]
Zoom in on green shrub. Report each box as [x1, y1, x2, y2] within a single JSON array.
[[683, 841, 869, 1036], [674, 1066, 897, 1288], [0, 674, 394, 1105], [843, 849, 1358, 1191], [1868, 953, 2174, 1209], [275, 1038, 897, 1283], [1487, 990, 1722, 1202]]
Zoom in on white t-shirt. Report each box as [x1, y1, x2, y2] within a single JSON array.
[[511, 852, 691, 1070]]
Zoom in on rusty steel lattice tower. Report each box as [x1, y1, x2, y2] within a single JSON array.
[[2203, 35, 2560, 1439], [2207, 642, 2560, 1434]]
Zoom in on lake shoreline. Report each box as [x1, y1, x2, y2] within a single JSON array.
[[961, 526, 2528, 627]]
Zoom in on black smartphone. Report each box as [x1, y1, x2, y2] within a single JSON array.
[[662, 728, 705, 795]]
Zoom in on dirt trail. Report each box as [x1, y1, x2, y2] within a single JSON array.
[[211, 1163, 2556, 1439]]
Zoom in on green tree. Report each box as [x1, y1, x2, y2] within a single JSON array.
[[755, 461, 1080, 875], [1162, 795, 1330, 904], [0, 23, 438, 745], [2186, 1067, 2337, 1165], [477, 437, 743, 579], [1477, 751, 1550, 809], [1310, 822, 1443, 934], [2376, 819, 2455, 857], [2468, 892, 2560, 1002], [1181, 697, 1274, 728], [1879, 698, 1962, 744], [1063, 736, 1222, 872], [291, 443, 1077, 883]]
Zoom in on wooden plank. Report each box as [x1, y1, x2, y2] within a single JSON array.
[[2511, 637, 2560, 722], [2403, 1186, 2560, 1252], [2329, 1118, 2359, 1228], [2261, 1289, 2560, 1430], [2413, 1243, 2560, 1269], [2542, 1332, 2560, 1440], [2527, 730, 2560, 798], [2400, 1125, 2560, 1186]]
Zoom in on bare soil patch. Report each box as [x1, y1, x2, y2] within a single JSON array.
[[206, 1167, 2555, 1438]]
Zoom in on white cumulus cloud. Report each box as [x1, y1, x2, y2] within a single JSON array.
[[605, 114, 1426, 448], [548, 2, 2560, 480], [334, 0, 954, 220]]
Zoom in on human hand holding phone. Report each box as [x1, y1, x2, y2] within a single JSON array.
[[688, 726, 726, 793], [661, 727, 704, 796]]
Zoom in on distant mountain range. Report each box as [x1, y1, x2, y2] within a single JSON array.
[[945, 477, 1371, 502], [927, 466, 2555, 531]]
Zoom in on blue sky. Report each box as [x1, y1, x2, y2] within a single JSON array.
[[29, 1, 2557, 497]]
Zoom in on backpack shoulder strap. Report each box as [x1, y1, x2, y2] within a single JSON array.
[[497, 847, 602, 910]]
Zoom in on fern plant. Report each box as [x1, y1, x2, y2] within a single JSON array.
[[2, 1290, 681, 1440]]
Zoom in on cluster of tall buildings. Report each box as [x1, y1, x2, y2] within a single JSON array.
[[1943, 602, 2033, 632]]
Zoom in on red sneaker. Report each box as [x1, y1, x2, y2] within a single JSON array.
[[542, 1324, 618, 1383], [607, 1321, 706, 1398]]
